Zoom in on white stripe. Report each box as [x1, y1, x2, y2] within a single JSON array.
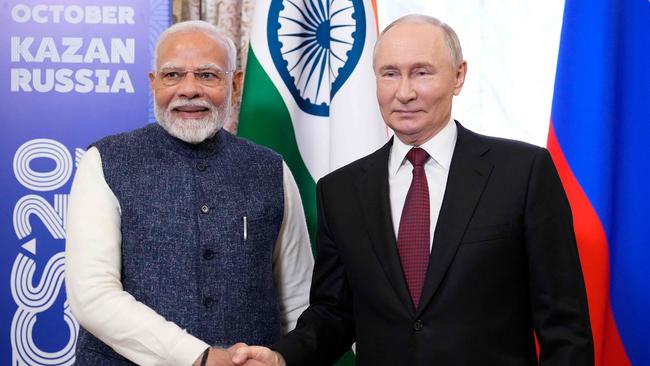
[[250, 0, 387, 180]]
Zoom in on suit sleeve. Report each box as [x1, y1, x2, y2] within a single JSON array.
[[524, 148, 594, 365], [272, 178, 355, 366]]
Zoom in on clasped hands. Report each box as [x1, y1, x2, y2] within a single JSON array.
[[193, 344, 285, 366]]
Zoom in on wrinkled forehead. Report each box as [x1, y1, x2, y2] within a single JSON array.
[[158, 62, 221, 70], [156, 31, 230, 70], [374, 22, 450, 69]]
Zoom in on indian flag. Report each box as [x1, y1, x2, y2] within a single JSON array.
[[238, 0, 388, 253]]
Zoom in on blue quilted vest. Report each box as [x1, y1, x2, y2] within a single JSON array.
[[73, 124, 284, 365]]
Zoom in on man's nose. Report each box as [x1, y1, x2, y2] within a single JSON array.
[[395, 77, 416, 103], [176, 73, 203, 99]]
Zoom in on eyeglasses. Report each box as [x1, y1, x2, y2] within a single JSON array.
[[156, 68, 235, 87]]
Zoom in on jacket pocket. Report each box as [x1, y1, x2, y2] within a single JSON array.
[[461, 224, 509, 245]]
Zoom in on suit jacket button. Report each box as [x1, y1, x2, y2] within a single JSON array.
[[413, 320, 423, 331]]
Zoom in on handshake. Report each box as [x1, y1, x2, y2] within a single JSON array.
[[193, 344, 286, 366]]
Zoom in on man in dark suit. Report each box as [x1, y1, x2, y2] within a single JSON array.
[[232, 14, 593, 366]]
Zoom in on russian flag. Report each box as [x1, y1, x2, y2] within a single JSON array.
[[548, 0, 650, 365]]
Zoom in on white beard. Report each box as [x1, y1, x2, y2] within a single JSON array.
[[155, 94, 231, 144]]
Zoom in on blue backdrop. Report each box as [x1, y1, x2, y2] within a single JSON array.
[[0, 1, 170, 364]]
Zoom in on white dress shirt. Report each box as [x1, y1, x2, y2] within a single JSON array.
[[388, 119, 458, 249], [65, 147, 314, 366]]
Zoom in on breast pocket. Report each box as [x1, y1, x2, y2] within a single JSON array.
[[461, 224, 509, 245], [244, 211, 282, 244]]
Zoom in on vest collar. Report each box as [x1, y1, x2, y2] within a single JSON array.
[[154, 123, 226, 159]]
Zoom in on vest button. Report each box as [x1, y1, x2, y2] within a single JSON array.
[[413, 320, 423, 331], [203, 297, 215, 309], [203, 249, 215, 260], [200, 204, 209, 214], [197, 162, 207, 171]]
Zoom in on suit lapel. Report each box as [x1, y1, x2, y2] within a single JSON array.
[[356, 138, 414, 313], [416, 123, 494, 316]]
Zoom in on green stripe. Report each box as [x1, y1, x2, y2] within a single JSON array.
[[238, 47, 356, 366], [238, 47, 317, 251]]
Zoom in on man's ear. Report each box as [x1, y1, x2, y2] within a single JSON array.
[[453, 60, 467, 96], [231, 70, 244, 104], [149, 71, 156, 94]]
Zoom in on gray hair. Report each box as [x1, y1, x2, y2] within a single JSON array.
[[153, 20, 237, 71], [375, 14, 463, 68]]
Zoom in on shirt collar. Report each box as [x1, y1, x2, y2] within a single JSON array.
[[388, 118, 458, 176]]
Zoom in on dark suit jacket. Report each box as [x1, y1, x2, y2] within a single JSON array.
[[274, 122, 593, 366]]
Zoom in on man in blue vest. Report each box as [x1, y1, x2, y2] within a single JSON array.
[[65, 20, 314, 366]]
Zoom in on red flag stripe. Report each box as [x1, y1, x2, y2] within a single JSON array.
[[547, 122, 630, 366]]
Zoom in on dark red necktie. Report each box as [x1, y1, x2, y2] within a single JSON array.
[[397, 147, 430, 309]]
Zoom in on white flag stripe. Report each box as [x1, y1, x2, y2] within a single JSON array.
[[250, 1, 329, 180], [329, 1, 386, 172], [250, 0, 386, 181]]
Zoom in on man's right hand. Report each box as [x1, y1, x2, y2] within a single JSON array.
[[231, 345, 286, 366]]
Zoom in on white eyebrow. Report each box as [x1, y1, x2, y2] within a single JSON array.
[[158, 62, 177, 70]]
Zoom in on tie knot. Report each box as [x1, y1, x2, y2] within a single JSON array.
[[406, 147, 429, 167]]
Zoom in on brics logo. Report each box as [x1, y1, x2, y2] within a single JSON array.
[[10, 139, 82, 365]]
